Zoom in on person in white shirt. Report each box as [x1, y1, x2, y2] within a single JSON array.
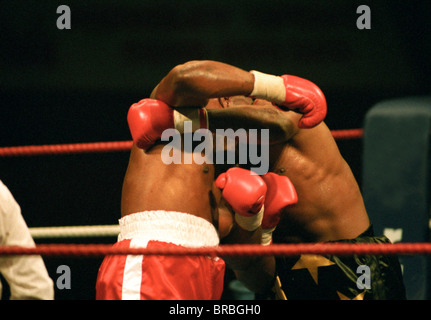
[[0, 180, 54, 300]]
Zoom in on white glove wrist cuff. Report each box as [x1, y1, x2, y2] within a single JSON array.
[[261, 227, 276, 246], [250, 70, 286, 104], [234, 206, 264, 232]]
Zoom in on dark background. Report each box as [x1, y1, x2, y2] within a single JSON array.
[[0, 0, 430, 299]]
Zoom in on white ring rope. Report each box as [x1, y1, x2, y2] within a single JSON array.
[[30, 225, 120, 239], [29, 219, 431, 239]]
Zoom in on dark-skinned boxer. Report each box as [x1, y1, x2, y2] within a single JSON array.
[[95, 60, 306, 300], [97, 60, 405, 300]]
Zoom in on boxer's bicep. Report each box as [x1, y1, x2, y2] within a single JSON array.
[[150, 61, 254, 108]]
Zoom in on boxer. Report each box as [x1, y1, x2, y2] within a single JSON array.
[[95, 60, 304, 300], [96, 166, 293, 300], [162, 61, 404, 300], [97, 59, 405, 300]]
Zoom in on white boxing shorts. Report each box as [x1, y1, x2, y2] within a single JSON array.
[[95, 211, 225, 300]]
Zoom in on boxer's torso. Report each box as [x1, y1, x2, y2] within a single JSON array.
[[121, 143, 218, 224], [270, 121, 370, 243]]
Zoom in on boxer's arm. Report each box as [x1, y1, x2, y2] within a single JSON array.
[[207, 105, 299, 144], [216, 168, 276, 294], [151, 60, 326, 128], [221, 220, 276, 294], [150, 60, 254, 107]]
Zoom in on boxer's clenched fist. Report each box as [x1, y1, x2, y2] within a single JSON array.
[[249, 70, 327, 128], [260, 173, 297, 245], [127, 98, 208, 150], [216, 167, 267, 231]]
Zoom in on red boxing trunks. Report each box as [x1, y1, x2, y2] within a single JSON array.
[[95, 211, 225, 300]]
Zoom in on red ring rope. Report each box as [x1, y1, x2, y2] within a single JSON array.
[[1, 128, 426, 261], [1, 242, 430, 258], [0, 129, 363, 157], [0, 141, 133, 157], [330, 128, 363, 140]]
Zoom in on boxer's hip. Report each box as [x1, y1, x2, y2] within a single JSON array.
[[117, 210, 220, 247], [96, 210, 225, 300]]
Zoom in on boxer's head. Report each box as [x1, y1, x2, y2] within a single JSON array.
[[228, 96, 254, 106], [204, 98, 225, 110], [252, 98, 274, 107], [205, 96, 256, 110]]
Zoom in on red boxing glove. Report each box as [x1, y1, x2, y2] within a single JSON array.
[[280, 75, 327, 129], [215, 167, 267, 231], [250, 71, 327, 128], [127, 99, 208, 150], [260, 172, 297, 245], [127, 99, 174, 150]]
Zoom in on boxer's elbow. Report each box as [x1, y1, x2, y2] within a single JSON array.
[[278, 117, 298, 142], [262, 109, 297, 143], [161, 61, 211, 106], [170, 61, 209, 93]]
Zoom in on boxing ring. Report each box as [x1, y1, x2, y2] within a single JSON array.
[[1, 98, 431, 300]]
